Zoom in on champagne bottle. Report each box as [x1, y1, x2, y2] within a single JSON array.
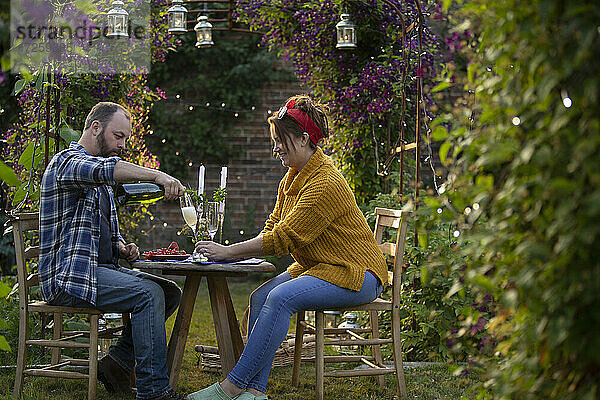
[[115, 183, 164, 205]]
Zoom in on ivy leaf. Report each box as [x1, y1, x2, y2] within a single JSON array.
[[11, 185, 27, 206], [60, 126, 81, 144], [0, 282, 10, 298], [13, 79, 27, 96], [0, 160, 19, 186], [432, 81, 451, 93], [439, 142, 452, 165], [18, 142, 35, 168], [432, 126, 448, 141], [17, 142, 43, 171], [0, 336, 10, 352]]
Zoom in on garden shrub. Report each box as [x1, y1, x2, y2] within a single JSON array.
[[427, 0, 600, 397]]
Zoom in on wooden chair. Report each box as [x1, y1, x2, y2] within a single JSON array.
[[291, 207, 410, 399], [12, 212, 126, 399]]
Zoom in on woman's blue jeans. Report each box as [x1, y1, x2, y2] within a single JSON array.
[[227, 271, 382, 393], [49, 264, 182, 399]]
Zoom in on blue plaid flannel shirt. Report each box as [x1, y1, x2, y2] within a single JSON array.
[[39, 142, 123, 305]]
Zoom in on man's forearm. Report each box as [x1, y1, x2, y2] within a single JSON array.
[[113, 160, 184, 200], [113, 160, 161, 183]]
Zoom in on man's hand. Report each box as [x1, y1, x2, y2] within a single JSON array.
[[155, 172, 186, 200], [119, 242, 140, 262]]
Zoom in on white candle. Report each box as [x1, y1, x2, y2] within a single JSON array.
[[219, 166, 227, 213], [197, 165, 205, 196]]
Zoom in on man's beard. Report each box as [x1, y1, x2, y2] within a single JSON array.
[[96, 130, 118, 157]]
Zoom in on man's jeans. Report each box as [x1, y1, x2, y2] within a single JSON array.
[[50, 265, 182, 399], [227, 271, 382, 393]]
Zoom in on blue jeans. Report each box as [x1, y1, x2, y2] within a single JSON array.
[[49, 265, 182, 399], [227, 271, 382, 393]]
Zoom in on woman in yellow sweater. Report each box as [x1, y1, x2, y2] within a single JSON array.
[[188, 95, 388, 400]]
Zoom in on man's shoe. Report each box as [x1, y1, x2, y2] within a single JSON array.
[[97, 354, 134, 394], [145, 389, 187, 400]]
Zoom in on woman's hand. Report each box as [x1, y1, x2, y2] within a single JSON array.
[[195, 241, 232, 261]]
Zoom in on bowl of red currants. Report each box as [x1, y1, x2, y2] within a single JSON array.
[[143, 242, 189, 261]]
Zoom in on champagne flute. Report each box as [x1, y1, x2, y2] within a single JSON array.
[[206, 201, 219, 241], [180, 193, 198, 242]]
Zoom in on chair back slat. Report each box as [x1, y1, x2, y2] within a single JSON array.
[[378, 242, 396, 257], [372, 207, 410, 303], [13, 212, 39, 231], [24, 246, 40, 260], [26, 273, 40, 288], [374, 215, 402, 229], [11, 212, 40, 308]]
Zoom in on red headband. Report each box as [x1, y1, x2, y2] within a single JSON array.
[[277, 99, 323, 145]]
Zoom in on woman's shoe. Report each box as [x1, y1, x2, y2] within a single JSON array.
[[235, 392, 268, 400], [186, 382, 236, 400]]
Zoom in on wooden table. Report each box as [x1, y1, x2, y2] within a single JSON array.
[[132, 259, 275, 387]]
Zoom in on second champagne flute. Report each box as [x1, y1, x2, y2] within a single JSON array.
[[180, 193, 198, 242], [206, 201, 219, 241]]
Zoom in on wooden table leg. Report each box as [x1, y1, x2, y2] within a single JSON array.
[[207, 276, 244, 377], [167, 274, 201, 388]]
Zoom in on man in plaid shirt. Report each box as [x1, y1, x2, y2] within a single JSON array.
[[40, 102, 187, 400]]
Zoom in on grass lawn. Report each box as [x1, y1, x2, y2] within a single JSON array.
[[0, 279, 479, 399]]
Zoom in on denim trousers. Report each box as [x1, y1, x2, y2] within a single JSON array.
[[227, 271, 382, 393], [50, 264, 182, 399]]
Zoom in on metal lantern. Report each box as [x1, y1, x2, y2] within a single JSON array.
[[167, 0, 188, 34], [107, 0, 129, 38], [194, 15, 214, 48], [336, 13, 356, 49]]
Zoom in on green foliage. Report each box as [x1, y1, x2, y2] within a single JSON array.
[[147, 33, 285, 178], [426, 0, 600, 398], [366, 192, 490, 363]]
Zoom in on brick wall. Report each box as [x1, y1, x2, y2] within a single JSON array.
[[139, 63, 303, 251]]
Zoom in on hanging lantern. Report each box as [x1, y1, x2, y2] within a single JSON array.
[[107, 0, 129, 38], [336, 13, 356, 49], [167, 0, 188, 34], [194, 15, 214, 48]]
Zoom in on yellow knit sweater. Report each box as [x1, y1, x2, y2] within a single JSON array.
[[261, 147, 388, 291]]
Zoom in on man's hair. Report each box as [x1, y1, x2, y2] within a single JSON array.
[[84, 102, 131, 132]]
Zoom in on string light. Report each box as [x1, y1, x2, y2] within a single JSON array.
[[464, 207, 472, 215], [239, 230, 244, 235], [453, 230, 460, 238], [163, 222, 168, 227], [512, 116, 521, 126], [161, 138, 166, 143], [561, 90, 572, 109], [437, 208, 443, 214], [473, 202, 480, 210], [189, 106, 194, 111], [176, 94, 180, 99]]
